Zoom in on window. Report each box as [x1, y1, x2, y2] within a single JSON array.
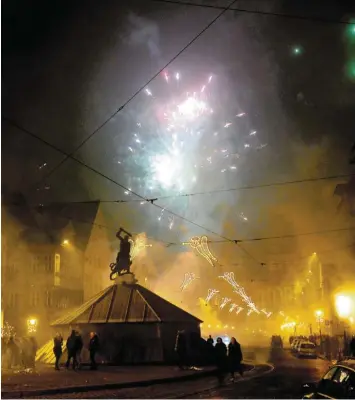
[[45, 291, 52, 307], [301, 343, 315, 349], [30, 291, 40, 307]]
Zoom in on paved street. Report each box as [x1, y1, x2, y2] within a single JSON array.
[[16, 348, 332, 399], [190, 349, 331, 399]]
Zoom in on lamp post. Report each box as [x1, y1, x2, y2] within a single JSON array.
[[27, 318, 38, 335]]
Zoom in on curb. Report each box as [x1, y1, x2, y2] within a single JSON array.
[[1, 367, 218, 398], [179, 363, 273, 399]]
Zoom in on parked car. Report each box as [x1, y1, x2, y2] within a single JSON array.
[[302, 358, 355, 399], [291, 339, 301, 352], [297, 341, 317, 358]]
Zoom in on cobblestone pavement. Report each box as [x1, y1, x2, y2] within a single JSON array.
[[21, 364, 265, 399]]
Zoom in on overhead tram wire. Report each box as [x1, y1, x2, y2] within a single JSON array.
[[35, 172, 354, 206], [4, 117, 263, 265], [25, 0, 238, 195], [151, 0, 355, 25]]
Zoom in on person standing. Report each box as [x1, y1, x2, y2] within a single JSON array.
[[75, 331, 83, 369], [175, 330, 188, 370], [66, 330, 78, 370], [53, 333, 63, 370], [89, 332, 99, 370], [215, 337, 227, 386], [228, 337, 243, 382]]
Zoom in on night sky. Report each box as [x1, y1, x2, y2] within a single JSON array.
[[2, 0, 355, 276]]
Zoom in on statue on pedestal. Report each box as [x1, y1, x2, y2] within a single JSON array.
[[110, 228, 133, 280]]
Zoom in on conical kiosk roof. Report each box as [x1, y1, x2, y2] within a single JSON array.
[[51, 282, 202, 326]]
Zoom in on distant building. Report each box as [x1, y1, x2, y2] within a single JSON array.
[[1, 192, 112, 343]]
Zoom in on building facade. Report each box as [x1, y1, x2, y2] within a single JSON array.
[[1, 193, 112, 344]]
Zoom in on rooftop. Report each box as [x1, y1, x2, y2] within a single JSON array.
[[51, 282, 202, 326]]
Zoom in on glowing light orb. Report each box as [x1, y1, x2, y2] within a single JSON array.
[[177, 97, 207, 119], [335, 295, 352, 318], [151, 153, 183, 188]]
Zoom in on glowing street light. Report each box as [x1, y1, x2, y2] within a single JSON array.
[[27, 318, 38, 334], [335, 295, 352, 318], [62, 239, 69, 246], [315, 310, 324, 319]]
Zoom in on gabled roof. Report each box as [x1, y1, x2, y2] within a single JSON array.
[[51, 283, 202, 326]]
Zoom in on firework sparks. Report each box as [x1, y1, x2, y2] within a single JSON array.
[[219, 297, 231, 309], [229, 303, 238, 313], [219, 272, 259, 313], [121, 71, 266, 229], [180, 272, 199, 291], [205, 289, 219, 303], [183, 235, 217, 266], [129, 234, 152, 260], [236, 306, 244, 315]]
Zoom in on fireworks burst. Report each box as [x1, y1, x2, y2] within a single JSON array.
[[183, 235, 217, 266], [219, 297, 231, 309], [118, 70, 266, 228], [129, 234, 152, 260], [180, 272, 199, 291], [229, 303, 238, 313], [205, 288, 219, 304], [219, 272, 259, 314]]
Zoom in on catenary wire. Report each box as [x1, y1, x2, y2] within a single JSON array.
[[25, 0, 238, 195], [152, 0, 355, 25], [32, 172, 353, 205], [3, 117, 259, 263]]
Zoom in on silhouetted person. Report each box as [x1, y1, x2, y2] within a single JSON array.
[[75, 331, 83, 369], [215, 337, 227, 386], [66, 330, 78, 370], [228, 337, 243, 382], [175, 330, 187, 370], [350, 336, 355, 357], [207, 335, 214, 346], [53, 333, 63, 370], [115, 228, 133, 275], [89, 332, 99, 370]]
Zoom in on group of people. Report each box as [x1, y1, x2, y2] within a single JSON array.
[[207, 336, 244, 384], [53, 330, 99, 371]]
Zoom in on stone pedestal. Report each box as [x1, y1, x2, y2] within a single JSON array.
[[115, 273, 137, 286]]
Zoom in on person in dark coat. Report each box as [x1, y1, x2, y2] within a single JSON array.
[[228, 337, 243, 382], [75, 331, 83, 369], [214, 337, 227, 386], [89, 332, 99, 370], [53, 333, 63, 370], [66, 330, 78, 370], [207, 335, 214, 346], [175, 330, 188, 370]]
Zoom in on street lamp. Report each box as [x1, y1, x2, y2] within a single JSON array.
[[335, 295, 352, 318], [62, 239, 69, 246], [27, 318, 38, 334]]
